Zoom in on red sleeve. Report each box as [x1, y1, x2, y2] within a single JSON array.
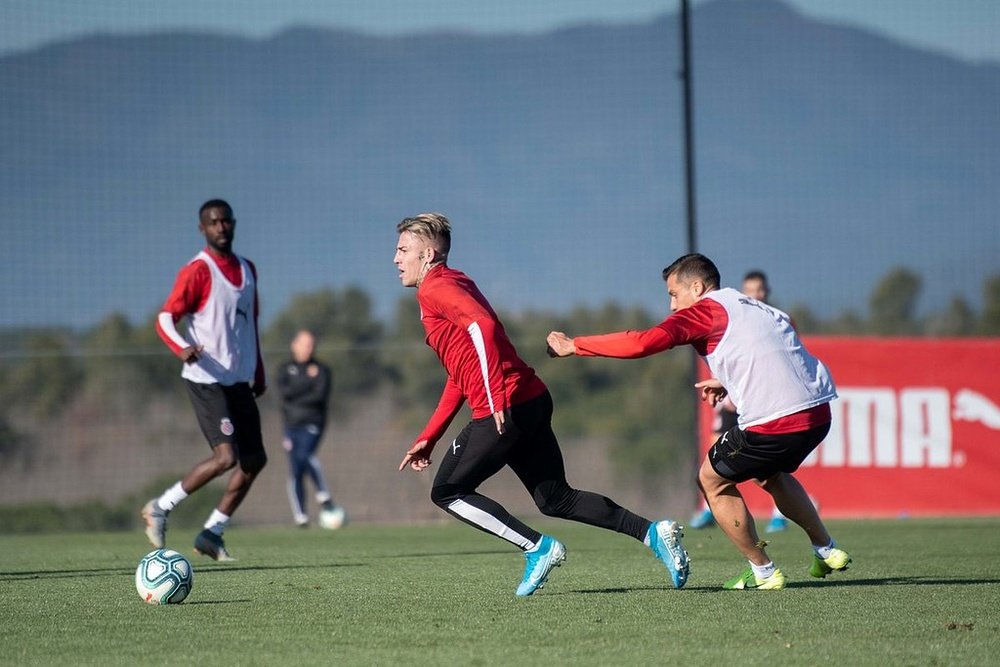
[[155, 261, 211, 355], [574, 298, 726, 358], [416, 375, 466, 446], [424, 279, 507, 412]]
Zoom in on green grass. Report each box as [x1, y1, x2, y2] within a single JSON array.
[[2, 518, 998, 666]]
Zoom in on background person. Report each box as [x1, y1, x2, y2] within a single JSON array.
[[277, 329, 346, 529], [142, 199, 268, 562], [547, 253, 851, 590], [394, 212, 690, 596]]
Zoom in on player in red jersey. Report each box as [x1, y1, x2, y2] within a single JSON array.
[[547, 253, 852, 590], [141, 199, 268, 561], [394, 213, 690, 596], [689, 269, 799, 533]]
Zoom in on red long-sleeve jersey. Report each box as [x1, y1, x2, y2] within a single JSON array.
[[155, 248, 265, 390], [573, 296, 830, 434], [415, 265, 546, 445]]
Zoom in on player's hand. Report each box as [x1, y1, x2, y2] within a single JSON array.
[[546, 332, 575, 357], [178, 345, 203, 364], [399, 439, 434, 472], [695, 378, 728, 407], [493, 409, 507, 435]]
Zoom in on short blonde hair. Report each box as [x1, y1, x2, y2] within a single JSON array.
[[397, 212, 451, 256]]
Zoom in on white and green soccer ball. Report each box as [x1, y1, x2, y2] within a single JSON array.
[[135, 549, 193, 605]]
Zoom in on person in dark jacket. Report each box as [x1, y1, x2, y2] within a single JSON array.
[[277, 329, 346, 528]]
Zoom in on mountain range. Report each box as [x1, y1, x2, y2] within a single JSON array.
[[1, 0, 997, 328]]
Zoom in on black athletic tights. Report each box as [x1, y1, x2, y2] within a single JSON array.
[[430, 391, 651, 548]]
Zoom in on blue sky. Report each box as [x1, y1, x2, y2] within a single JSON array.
[[2, 0, 999, 63]]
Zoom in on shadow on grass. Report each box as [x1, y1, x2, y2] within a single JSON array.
[[784, 575, 1000, 588], [378, 549, 512, 559], [0, 561, 366, 582], [571, 575, 1000, 595]]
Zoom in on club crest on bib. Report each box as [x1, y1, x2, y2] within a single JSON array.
[[219, 418, 235, 436]]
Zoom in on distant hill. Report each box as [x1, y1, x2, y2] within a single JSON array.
[[1, 0, 997, 328]]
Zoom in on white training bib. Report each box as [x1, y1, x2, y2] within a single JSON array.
[[704, 288, 837, 428], [180, 251, 258, 386]]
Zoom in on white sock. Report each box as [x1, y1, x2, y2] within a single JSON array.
[[750, 560, 776, 580], [157, 482, 188, 512], [204, 509, 231, 536], [814, 540, 836, 559]]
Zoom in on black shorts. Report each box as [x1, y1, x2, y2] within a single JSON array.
[[432, 391, 566, 494], [715, 406, 739, 434], [708, 421, 831, 483], [185, 380, 264, 458]]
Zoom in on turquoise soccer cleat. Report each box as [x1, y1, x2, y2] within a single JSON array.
[[516, 535, 566, 597], [648, 520, 691, 589]]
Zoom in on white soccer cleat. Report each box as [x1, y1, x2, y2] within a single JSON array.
[[141, 500, 168, 548]]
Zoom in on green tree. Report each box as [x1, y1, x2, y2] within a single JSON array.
[[383, 297, 446, 419], [786, 304, 821, 334], [130, 313, 188, 397], [0, 330, 83, 416], [264, 286, 384, 395], [869, 267, 922, 335], [828, 309, 867, 335], [79, 313, 156, 410], [925, 297, 977, 336], [977, 274, 1000, 335]]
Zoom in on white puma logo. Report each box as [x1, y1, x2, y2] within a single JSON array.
[[452, 440, 461, 454], [953, 389, 1000, 430]]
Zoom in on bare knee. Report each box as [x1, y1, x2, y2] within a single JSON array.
[[210, 446, 238, 474], [698, 463, 723, 496]]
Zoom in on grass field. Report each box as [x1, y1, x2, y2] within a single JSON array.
[[2, 517, 998, 666]]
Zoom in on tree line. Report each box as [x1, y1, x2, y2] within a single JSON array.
[[2, 267, 998, 483]]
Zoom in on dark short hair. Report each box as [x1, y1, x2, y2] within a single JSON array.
[[199, 199, 232, 219], [662, 253, 721, 288], [742, 269, 768, 284]]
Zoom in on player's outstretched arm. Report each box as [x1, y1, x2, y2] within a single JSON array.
[[546, 331, 576, 357]]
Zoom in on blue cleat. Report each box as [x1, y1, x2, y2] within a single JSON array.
[[648, 520, 691, 589], [688, 508, 716, 529], [516, 535, 566, 597], [765, 516, 789, 533]]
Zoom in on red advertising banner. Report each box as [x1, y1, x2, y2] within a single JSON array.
[[698, 337, 1000, 517]]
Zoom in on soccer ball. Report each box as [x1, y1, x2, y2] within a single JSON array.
[[135, 549, 193, 605], [318, 505, 347, 530]]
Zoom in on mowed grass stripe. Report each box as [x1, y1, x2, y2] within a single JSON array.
[[1, 518, 997, 666]]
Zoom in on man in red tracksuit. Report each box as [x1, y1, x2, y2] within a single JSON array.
[[393, 212, 690, 596]]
